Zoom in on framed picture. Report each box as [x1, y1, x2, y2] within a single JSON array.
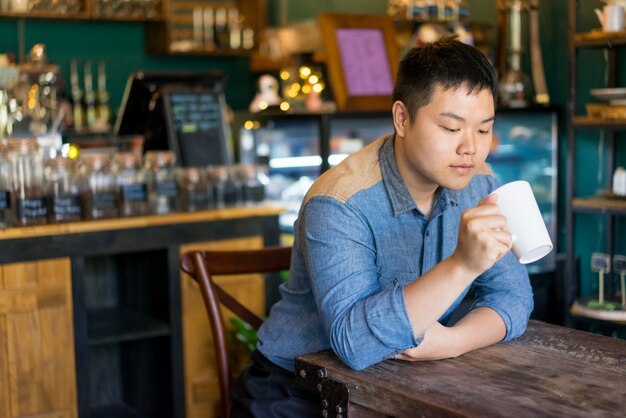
[[317, 13, 400, 111]]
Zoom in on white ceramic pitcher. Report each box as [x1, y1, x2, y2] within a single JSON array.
[[595, 3, 625, 32]]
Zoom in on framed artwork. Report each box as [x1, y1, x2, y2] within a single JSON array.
[[317, 13, 400, 111]]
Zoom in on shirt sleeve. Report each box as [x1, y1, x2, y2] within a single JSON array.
[[470, 251, 534, 341], [468, 175, 534, 341], [300, 196, 420, 370]]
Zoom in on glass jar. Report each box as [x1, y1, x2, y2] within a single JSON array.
[[0, 142, 13, 227], [209, 165, 242, 208], [80, 153, 119, 220], [236, 164, 266, 205], [178, 167, 212, 212], [45, 156, 82, 223], [8, 139, 47, 226], [114, 151, 149, 217], [145, 150, 179, 215]]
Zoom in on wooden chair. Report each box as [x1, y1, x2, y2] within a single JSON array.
[[180, 246, 292, 418]]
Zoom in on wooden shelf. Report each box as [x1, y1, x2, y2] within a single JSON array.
[[570, 297, 626, 325], [250, 52, 294, 72], [572, 197, 626, 214], [572, 116, 626, 129], [90, 14, 165, 22], [573, 30, 626, 48], [0, 10, 163, 22], [160, 47, 253, 57], [0, 10, 90, 20], [87, 306, 170, 345]]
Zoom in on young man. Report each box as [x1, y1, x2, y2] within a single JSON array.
[[231, 38, 534, 417]]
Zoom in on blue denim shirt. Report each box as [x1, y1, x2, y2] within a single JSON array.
[[257, 136, 533, 371]]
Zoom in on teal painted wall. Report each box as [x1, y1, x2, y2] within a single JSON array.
[[0, 19, 256, 111]]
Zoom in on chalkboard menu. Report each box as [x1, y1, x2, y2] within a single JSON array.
[[162, 85, 231, 166], [115, 71, 231, 167]]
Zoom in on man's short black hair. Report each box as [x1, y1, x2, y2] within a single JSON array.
[[392, 38, 498, 122]]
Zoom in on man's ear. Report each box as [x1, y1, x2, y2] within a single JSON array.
[[392, 101, 409, 138]]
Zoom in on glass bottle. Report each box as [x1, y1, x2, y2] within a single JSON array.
[[236, 164, 266, 205], [80, 153, 119, 220], [145, 150, 179, 215], [178, 167, 213, 212], [457, 0, 470, 20], [423, 0, 438, 20], [411, 1, 428, 20], [114, 151, 149, 217], [8, 139, 48, 226], [209, 165, 242, 208], [45, 156, 83, 223], [0, 142, 13, 227]]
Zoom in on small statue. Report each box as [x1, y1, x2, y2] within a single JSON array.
[[249, 74, 281, 113]]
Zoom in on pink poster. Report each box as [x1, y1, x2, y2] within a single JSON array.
[[335, 28, 394, 96]]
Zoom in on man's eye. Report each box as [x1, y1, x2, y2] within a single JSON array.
[[442, 126, 459, 133], [478, 129, 491, 135]]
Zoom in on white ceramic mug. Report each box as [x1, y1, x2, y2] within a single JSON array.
[[595, 4, 625, 33], [490, 180, 553, 264]]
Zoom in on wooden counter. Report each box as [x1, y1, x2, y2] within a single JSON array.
[[0, 206, 283, 418], [296, 320, 626, 417]]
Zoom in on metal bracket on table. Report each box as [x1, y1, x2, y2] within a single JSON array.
[[294, 357, 350, 418], [320, 378, 349, 418]]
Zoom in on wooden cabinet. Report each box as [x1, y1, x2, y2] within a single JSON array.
[[146, 0, 266, 55], [0, 258, 77, 418], [0, 207, 282, 418], [566, 1, 626, 327]]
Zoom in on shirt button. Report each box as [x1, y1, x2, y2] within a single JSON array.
[[425, 230, 430, 237], [393, 278, 399, 286]]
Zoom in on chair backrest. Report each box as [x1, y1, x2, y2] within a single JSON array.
[[180, 246, 292, 418]]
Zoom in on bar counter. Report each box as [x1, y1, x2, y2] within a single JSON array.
[[0, 205, 283, 418]]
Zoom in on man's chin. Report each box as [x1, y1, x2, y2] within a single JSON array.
[[442, 176, 474, 191]]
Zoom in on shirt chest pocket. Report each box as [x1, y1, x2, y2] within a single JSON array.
[[376, 265, 416, 290]]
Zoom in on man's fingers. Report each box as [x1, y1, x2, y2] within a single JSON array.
[[492, 229, 515, 249], [464, 212, 509, 232], [478, 193, 497, 206]]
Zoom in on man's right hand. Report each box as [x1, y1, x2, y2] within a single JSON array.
[[450, 194, 514, 278]]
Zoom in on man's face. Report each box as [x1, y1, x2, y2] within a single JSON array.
[[393, 84, 495, 193]]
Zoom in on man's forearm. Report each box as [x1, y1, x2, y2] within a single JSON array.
[[399, 306, 506, 361], [449, 306, 506, 356]]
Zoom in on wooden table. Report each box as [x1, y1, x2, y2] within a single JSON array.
[[294, 320, 626, 417]]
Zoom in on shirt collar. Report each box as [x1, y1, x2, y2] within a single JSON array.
[[379, 136, 458, 217]]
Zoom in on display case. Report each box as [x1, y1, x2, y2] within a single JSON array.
[[234, 110, 393, 231], [488, 108, 559, 274], [234, 109, 559, 253]]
